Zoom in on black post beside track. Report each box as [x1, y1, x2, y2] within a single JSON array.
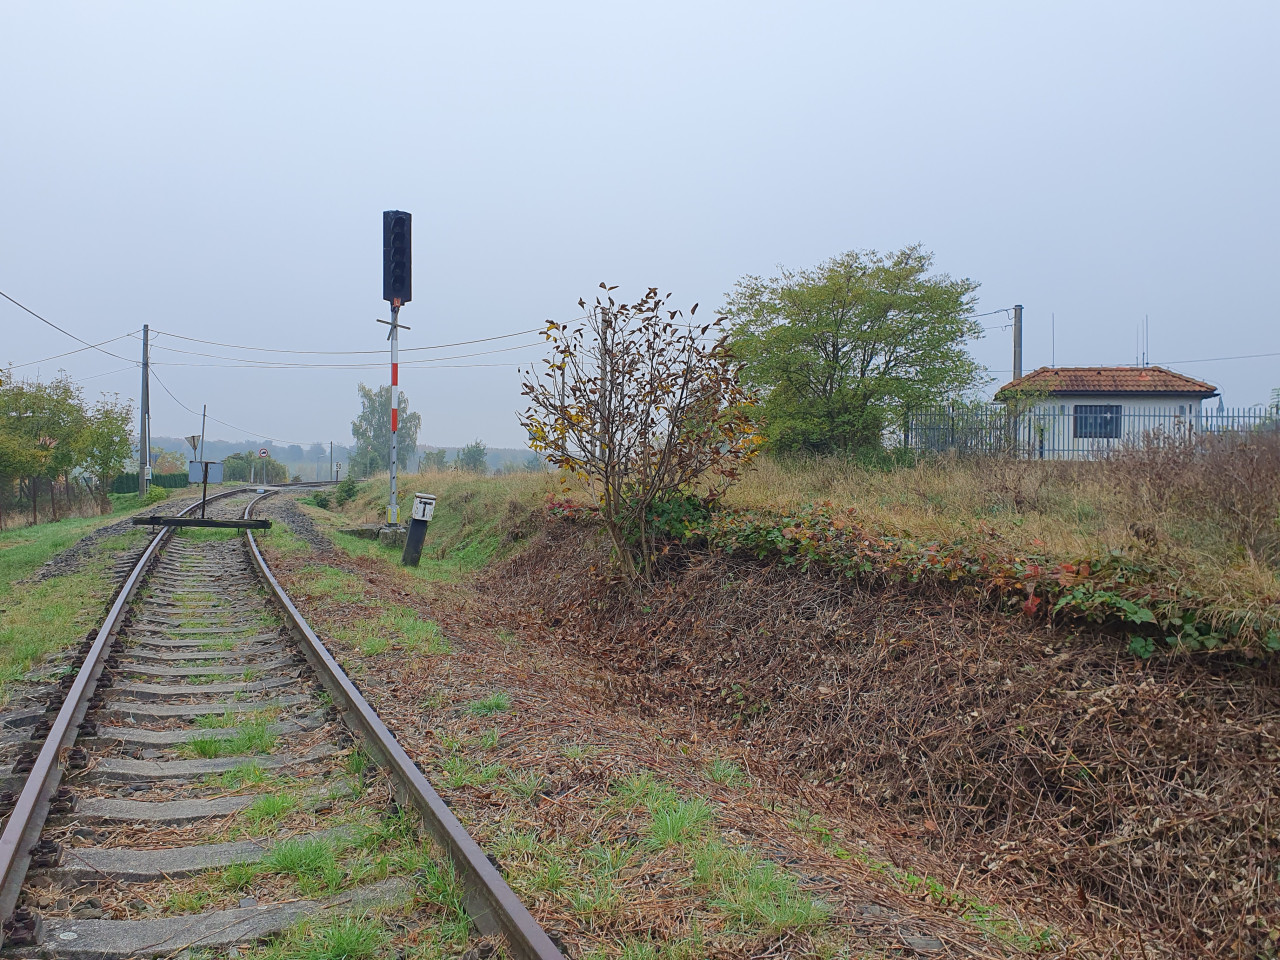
[[0, 485, 253, 945], [241, 492, 564, 960]]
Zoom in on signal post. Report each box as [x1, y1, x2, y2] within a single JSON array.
[[380, 210, 411, 533]]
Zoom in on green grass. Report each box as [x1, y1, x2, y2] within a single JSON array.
[[163, 889, 212, 914], [690, 839, 831, 932], [182, 719, 276, 758], [243, 793, 295, 827], [440, 755, 505, 789], [609, 772, 679, 812], [644, 797, 716, 849], [0, 514, 153, 700], [207, 761, 270, 790], [321, 470, 552, 582], [295, 564, 366, 604], [251, 915, 391, 960], [466, 691, 510, 717], [706, 757, 747, 788]]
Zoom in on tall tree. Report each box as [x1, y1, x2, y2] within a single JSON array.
[[724, 245, 983, 455], [81, 396, 135, 512], [350, 383, 422, 477], [420, 448, 448, 471], [454, 439, 488, 473]]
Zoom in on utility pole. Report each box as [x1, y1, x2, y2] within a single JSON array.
[[199, 404, 207, 462], [138, 324, 149, 495], [1012, 304, 1023, 380], [329, 441, 333, 482]]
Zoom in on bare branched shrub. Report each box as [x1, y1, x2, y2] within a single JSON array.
[[1110, 428, 1280, 566], [521, 286, 759, 583]]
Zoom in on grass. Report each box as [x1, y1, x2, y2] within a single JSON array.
[[207, 760, 271, 790], [690, 838, 831, 932], [725, 452, 1280, 610], [0, 515, 152, 699], [706, 757, 747, 788], [644, 797, 716, 849], [466, 691, 510, 717], [295, 564, 366, 604], [335, 607, 448, 658], [318, 469, 553, 582], [243, 792, 295, 827], [181, 719, 276, 758], [251, 915, 390, 960]]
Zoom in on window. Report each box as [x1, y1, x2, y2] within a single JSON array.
[[1073, 404, 1122, 439]]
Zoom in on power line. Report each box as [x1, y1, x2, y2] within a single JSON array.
[[138, 338, 545, 369], [149, 325, 548, 356], [6, 332, 141, 370], [0, 289, 137, 363], [149, 368, 318, 447], [1154, 350, 1280, 365]]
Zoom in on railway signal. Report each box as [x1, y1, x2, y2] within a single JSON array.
[[379, 210, 413, 529], [383, 210, 411, 305]]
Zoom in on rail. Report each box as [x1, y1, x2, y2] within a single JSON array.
[[243, 492, 563, 960]]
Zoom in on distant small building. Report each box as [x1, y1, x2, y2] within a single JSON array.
[[995, 365, 1219, 458]]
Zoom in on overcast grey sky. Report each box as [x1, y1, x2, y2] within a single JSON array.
[[3, 2, 1277, 448]]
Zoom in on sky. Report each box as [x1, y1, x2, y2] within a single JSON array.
[[3, 1, 1277, 449]]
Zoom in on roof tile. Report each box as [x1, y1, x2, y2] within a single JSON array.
[[998, 366, 1218, 397]]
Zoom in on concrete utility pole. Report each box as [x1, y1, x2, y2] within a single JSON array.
[[329, 441, 333, 482], [138, 324, 149, 495], [1012, 304, 1024, 380]]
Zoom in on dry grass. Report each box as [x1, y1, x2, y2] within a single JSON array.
[[725, 445, 1280, 606], [498, 522, 1280, 959]]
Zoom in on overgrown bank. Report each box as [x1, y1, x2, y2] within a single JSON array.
[[488, 519, 1280, 958]]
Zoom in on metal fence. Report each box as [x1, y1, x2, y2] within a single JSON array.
[[903, 404, 1280, 460]]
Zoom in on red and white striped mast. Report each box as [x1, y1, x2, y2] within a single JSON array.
[[381, 210, 412, 528]]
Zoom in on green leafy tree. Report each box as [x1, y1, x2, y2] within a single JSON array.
[[222, 451, 288, 484], [724, 245, 983, 456], [350, 383, 422, 478], [0, 374, 85, 522], [454, 439, 488, 473], [80, 395, 135, 512], [420, 448, 449, 471]]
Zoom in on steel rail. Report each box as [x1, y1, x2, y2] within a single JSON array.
[[0, 485, 252, 944], [242, 493, 564, 960]]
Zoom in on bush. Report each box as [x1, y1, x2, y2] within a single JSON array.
[[334, 476, 358, 507], [143, 485, 170, 505], [312, 492, 332, 509]]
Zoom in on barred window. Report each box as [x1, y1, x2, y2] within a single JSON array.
[[1073, 404, 1122, 439]]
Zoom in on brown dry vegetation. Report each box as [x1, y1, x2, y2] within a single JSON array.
[[726, 434, 1280, 613], [491, 522, 1280, 959]]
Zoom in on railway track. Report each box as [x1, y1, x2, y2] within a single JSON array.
[[0, 487, 562, 959]]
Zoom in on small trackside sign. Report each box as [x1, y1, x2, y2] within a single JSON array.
[[411, 493, 436, 522]]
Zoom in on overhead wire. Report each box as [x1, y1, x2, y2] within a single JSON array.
[[6, 332, 141, 370], [149, 325, 549, 356], [149, 367, 319, 447], [137, 338, 546, 369], [0, 289, 137, 363]]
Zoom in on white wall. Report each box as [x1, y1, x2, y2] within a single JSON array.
[[1016, 394, 1206, 459]]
